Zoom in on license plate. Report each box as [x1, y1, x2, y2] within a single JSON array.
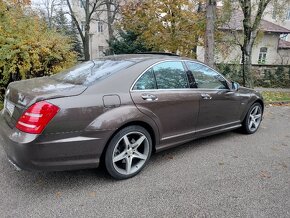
[[5, 100, 15, 116]]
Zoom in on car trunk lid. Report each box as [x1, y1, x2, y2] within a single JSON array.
[[2, 77, 87, 128]]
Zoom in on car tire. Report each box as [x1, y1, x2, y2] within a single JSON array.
[[242, 102, 263, 134], [105, 125, 152, 180]]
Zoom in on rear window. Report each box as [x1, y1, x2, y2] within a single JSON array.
[[52, 60, 134, 85]]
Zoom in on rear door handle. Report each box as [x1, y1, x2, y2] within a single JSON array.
[[201, 93, 212, 100], [141, 94, 158, 101]]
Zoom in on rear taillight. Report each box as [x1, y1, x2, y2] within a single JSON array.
[[16, 101, 59, 134]]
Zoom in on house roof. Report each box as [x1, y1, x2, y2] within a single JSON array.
[[279, 39, 290, 49], [220, 10, 290, 34]]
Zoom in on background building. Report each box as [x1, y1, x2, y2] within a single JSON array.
[[70, 0, 109, 59], [197, 1, 290, 65]]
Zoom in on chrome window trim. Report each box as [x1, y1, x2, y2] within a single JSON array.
[[130, 59, 231, 92], [131, 88, 230, 92], [184, 60, 231, 89], [130, 60, 190, 91]]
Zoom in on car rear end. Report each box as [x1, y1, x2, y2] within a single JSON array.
[[0, 77, 95, 171], [0, 58, 140, 172]]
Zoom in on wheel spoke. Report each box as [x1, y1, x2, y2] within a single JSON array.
[[113, 151, 127, 163], [132, 135, 146, 149], [133, 151, 147, 160], [123, 135, 131, 148], [125, 156, 133, 174], [249, 120, 254, 129], [253, 121, 257, 128], [253, 106, 258, 115], [254, 114, 261, 120]]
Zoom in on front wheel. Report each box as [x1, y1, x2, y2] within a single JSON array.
[[242, 102, 263, 134], [105, 125, 152, 180]]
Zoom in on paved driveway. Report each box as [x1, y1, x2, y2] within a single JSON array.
[[0, 106, 289, 218]]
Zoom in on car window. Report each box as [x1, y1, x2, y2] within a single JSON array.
[[52, 60, 134, 85], [153, 61, 189, 89], [133, 68, 157, 90], [185, 62, 228, 89]]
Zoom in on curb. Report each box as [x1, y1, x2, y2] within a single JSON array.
[[265, 101, 290, 106]]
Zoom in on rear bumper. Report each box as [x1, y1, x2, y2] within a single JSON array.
[[0, 111, 111, 171]]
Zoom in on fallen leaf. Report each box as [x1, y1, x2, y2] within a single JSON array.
[[89, 191, 96, 197], [260, 171, 271, 178], [56, 192, 61, 198], [271, 147, 279, 151], [278, 162, 288, 169]]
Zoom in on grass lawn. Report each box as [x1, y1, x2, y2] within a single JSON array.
[[261, 91, 290, 103]]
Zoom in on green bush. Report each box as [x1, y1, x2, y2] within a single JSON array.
[[218, 64, 290, 88], [256, 66, 290, 88], [0, 1, 77, 101], [217, 64, 243, 84]]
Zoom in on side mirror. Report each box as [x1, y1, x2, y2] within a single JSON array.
[[232, 82, 240, 91]]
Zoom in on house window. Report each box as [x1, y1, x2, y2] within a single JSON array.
[[98, 21, 103, 33], [81, 21, 86, 31], [79, 0, 85, 8], [280, 34, 289, 41], [98, 46, 104, 57], [258, 47, 268, 64], [286, 9, 290, 20]]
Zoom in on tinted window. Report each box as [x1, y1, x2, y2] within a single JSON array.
[[133, 69, 157, 90], [186, 62, 228, 89], [52, 60, 134, 85], [153, 62, 189, 89]]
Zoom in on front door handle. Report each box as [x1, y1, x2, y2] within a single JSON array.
[[141, 94, 158, 101], [201, 93, 212, 100]]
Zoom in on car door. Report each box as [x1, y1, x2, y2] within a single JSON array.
[[130, 61, 200, 147], [185, 61, 242, 136]]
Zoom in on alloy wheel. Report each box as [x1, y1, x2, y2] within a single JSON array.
[[248, 105, 262, 132], [112, 131, 150, 175]]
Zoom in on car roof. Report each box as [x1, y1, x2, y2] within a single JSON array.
[[94, 53, 192, 63]]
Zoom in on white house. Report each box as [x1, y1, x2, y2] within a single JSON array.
[[197, 4, 290, 65], [70, 0, 110, 59]]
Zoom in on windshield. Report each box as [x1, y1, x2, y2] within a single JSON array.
[[52, 60, 134, 85]]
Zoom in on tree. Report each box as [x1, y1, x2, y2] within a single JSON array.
[[119, 0, 205, 57], [219, 0, 288, 87], [238, 0, 273, 88], [107, 30, 152, 55], [65, 0, 120, 60], [34, 0, 62, 28], [53, 9, 83, 58], [33, 0, 83, 57], [204, 0, 216, 68], [105, 0, 120, 42], [0, 1, 77, 93]]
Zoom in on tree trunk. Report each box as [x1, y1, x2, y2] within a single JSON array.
[[238, 0, 272, 88], [242, 49, 253, 88], [83, 0, 90, 60], [106, 1, 114, 42], [83, 31, 90, 61], [204, 0, 216, 68]]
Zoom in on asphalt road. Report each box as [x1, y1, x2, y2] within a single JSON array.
[[0, 106, 289, 218]]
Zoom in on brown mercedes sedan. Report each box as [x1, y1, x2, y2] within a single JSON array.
[[0, 54, 263, 179]]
